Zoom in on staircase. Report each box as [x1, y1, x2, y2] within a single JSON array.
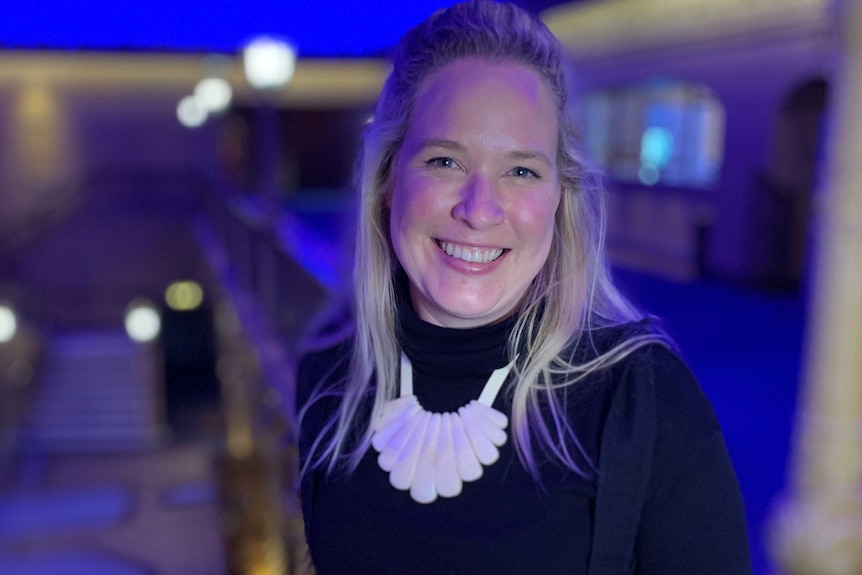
[[18, 331, 169, 452]]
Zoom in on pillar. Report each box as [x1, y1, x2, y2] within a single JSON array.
[[768, 1, 862, 573]]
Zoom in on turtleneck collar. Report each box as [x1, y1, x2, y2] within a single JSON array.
[[394, 270, 515, 380]]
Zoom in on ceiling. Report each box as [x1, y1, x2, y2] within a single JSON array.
[[0, 0, 576, 58]]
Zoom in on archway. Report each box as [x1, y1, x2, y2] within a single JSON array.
[[757, 78, 829, 291]]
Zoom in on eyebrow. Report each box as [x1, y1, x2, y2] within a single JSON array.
[[507, 150, 553, 169], [417, 138, 553, 168], [416, 138, 467, 154]]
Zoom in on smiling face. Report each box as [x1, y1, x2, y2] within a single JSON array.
[[388, 57, 561, 328]]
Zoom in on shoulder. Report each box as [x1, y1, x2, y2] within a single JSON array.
[[568, 317, 662, 363], [576, 319, 720, 438], [619, 343, 720, 442], [592, 337, 727, 489], [569, 321, 722, 456]]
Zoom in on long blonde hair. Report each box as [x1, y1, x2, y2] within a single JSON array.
[[301, 0, 668, 479]]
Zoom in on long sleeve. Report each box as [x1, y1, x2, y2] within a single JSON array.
[[634, 346, 751, 574]]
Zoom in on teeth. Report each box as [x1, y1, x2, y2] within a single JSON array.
[[439, 241, 504, 264]]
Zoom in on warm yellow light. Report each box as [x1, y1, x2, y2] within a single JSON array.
[[165, 281, 204, 311], [14, 83, 66, 190], [125, 300, 161, 342], [247, 564, 279, 575]]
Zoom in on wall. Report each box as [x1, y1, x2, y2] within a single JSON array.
[[569, 28, 836, 284], [0, 79, 224, 327]]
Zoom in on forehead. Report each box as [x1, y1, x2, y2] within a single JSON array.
[[403, 57, 559, 154]]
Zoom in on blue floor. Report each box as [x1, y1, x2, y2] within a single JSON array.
[[614, 268, 806, 574]]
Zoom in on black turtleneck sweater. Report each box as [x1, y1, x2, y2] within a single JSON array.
[[296, 289, 751, 575]]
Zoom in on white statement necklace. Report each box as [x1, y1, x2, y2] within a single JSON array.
[[371, 352, 515, 504]]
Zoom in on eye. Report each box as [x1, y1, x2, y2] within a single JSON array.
[[508, 166, 540, 179], [425, 157, 458, 169]]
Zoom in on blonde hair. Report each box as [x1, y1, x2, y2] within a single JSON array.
[[302, 0, 668, 479]]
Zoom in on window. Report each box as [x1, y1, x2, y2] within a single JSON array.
[[580, 81, 725, 188]]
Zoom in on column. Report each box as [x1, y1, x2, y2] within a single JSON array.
[[768, 1, 862, 574]]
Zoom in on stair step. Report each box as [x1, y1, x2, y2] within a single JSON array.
[[19, 426, 170, 452], [16, 330, 169, 454], [40, 364, 140, 381], [26, 410, 156, 428], [35, 388, 152, 403], [27, 397, 154, 413], [21, 424, 164, 439], [49, 331, 138, 354], [18, 431, 170, 453]]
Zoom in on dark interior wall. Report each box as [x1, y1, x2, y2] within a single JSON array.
[[757, 79, 829, 290], [220, 105, 369, 196], [0, 87, 222, 239], [0, 76, 372, 327], [282, 107, 369, 190], [0, 91, 10, 199], [71, 91, 219, 180], [0, 86, 225, 327]]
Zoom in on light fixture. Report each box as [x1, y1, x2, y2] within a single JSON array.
[[0, 304, 17, 343], [125, 300, 161, 343], [177, 95, 208, 128], [242, 36, 297, 91], [194, 77, 233, 114], [165, 281, 204, 312]]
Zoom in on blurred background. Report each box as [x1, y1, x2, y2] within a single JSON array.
[[0, 0, 856, 574]]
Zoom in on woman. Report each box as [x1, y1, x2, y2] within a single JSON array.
[[297, 1, 751, 573]]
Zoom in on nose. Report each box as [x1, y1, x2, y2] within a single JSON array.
[[452, 174, 504, 229]]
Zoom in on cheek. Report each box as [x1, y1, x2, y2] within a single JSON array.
[[511, 193, 560, 242], [391, 179, 445, 231]]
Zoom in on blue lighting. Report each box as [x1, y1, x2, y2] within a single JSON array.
[[640, 127, 673, 169], [0, 0, 461, 57]]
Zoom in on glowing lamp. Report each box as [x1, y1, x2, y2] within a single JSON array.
[[243, 36, 297, 90], [194, 77, 233, 114], [177, 95, 207, 128], [125, 300, 161, 343], [165, 281, 204, 312], [0, 304, 17, 343]]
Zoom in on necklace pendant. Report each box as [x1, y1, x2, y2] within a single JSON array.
[[371, 354, 515, 504]]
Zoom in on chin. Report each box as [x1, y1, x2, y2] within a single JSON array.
[[442, 299, 511, 326]]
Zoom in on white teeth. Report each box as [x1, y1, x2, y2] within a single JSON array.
[[439, 241, 504, 264]]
